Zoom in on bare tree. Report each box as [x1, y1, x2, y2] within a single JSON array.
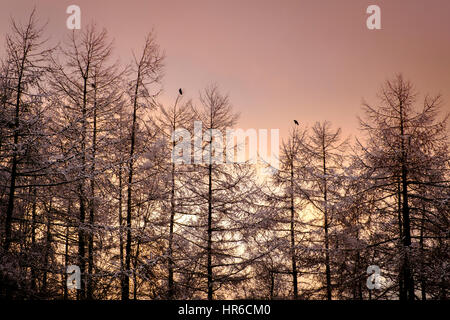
[[301, 121, 347, 300], [269, 127, 309, 299], [48, 23, 121, 299], [1, 9, 51, 252], [357, 74, 449, 300], [122, 32, 164, 300]]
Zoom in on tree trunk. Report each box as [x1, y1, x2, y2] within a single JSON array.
[[77, 190, 86, 300], [399, 100, 414, 300], [30, 186, 37, 292], [42, 200, 52, 295], [168, 105, 178, 299], [269, 270, 274, 300], [168, 161, 176, 298], [77, 72, 89, 300], [419, 206, 426, 300], [133, 240, 141, 300], [87, 93, 97, 300], [207, 162, 213, 300], [4, 54, 26, 252], [123, 69, 140, 300], [118, 163, 125, 299], [322, 142, 332, 300], [63, 200, 71, 300], [290, 162, 298, 299]]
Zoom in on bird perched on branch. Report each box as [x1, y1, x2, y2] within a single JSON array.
[[179, 88, 183, 95], [294, 120, 299, 126]]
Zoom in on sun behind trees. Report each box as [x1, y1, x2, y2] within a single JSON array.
[[0, 11, 449, 300]]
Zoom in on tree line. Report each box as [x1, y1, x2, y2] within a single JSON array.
[[0, 10, 448, 300]]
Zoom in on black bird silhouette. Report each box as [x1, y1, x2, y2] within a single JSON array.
[[179, 88, 183, 95], [294, 120, 299, 126], [91, 83, 96, 89]]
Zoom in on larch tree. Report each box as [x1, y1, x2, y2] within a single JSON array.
[[122, 32, 164, 300], [357, 74, 449, 300], [152, 91, 195, 298], [48, 23, 121, 299], [269, 126, 309, 299], [0, 9, 54, 298], [183, 85, 259, 299], [301, 121, 347, 300]]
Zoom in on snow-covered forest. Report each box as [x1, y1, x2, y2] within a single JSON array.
[[0, 10, 448, 300]]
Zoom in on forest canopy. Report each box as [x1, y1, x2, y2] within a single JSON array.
[[0, 10, 448, 300]]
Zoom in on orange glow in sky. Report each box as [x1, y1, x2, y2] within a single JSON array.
[[2, 0, 449, 140]]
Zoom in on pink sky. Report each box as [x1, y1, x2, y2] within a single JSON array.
[[1, 0, 450, 140]]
